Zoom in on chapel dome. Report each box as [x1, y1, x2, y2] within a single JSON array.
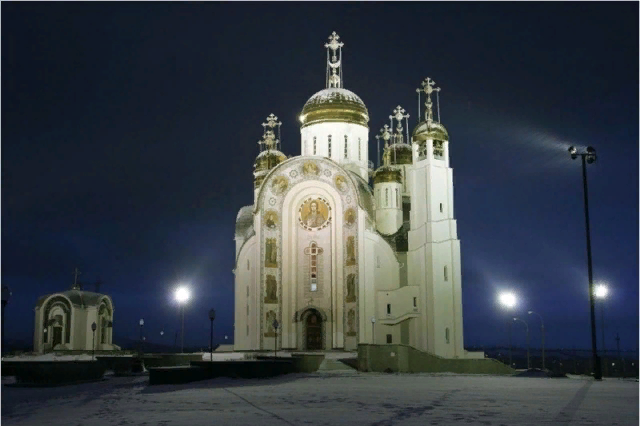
[[412, 120, 449, 142], [373, 165, 402, 185], [299, 88, 369, 128], [383, 143, 413, 166], [254, 149, 287, 174]]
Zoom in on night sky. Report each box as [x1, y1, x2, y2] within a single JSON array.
[[2, 3, 638, 352]]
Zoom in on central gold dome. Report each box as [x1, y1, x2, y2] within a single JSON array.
[[299, 88, 369, 128]]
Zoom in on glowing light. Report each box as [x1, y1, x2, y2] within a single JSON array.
[[594, 284, 609, 299], [175, 286, 191, 304], [498, 292, 517, 309]]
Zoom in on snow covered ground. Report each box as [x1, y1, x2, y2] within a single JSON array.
[[1, 372, 637, 425]]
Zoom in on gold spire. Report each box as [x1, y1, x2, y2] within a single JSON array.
[[325, 31, 344, 89], [255, 114, 286, 180]]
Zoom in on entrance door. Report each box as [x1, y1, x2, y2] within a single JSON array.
[[52, 327, 62, 348], [306, 312, 323, 350]]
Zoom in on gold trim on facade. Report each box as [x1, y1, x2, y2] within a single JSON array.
[[254, 174, 266, 189]]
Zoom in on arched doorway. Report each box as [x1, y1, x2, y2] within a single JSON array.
[[306, 311, 323, 350]]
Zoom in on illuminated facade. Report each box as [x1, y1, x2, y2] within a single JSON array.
[[234, 32, 480, 359]]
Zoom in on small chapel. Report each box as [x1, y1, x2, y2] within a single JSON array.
[[234, 32, 482, 359], [33, 269, 120, 353]]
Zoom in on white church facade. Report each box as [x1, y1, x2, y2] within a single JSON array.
[[234, 32, 480, 359]]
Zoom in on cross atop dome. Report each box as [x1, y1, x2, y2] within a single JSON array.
[[390, 105, 410, 144], [416, 77, 441, 124], [325, 31, 344, 89], [258, 113, 282, 151]]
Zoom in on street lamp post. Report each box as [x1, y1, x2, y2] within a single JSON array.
[[273, 319, 279, 357], [594, 284, 609, 376], [568, 145, 601, 380], [174, 287, 191, 353], [370, 317, 376, 344], [139, 319, 144, 355], [498, 292, 517, 368], [513, 317, 530, 370], [2, 286, 11, 356], [91, 322, 97, 361], [208, 309, 216, 362], [528, 311, 545, 370]]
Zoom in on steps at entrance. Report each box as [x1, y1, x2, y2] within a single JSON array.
[[318, 358, 357, 371]]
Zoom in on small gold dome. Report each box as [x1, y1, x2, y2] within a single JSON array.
[[299, 88, 369, 128], [254, 150, 287, 174], [412, 120, 449, 142], [383, 143, 413, 165], [373, 165, 402, 184]]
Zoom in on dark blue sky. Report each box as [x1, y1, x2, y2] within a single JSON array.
[[2, 3, 638, 351]]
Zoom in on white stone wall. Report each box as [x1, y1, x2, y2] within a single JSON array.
[[300, 122, 369, 181], [374, 181, 403, 235], [233, 235, 258, 350]]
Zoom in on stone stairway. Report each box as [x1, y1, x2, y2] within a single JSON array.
[[318, 357, 358, 371]]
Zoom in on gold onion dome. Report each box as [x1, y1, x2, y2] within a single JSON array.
[[412, 120, 449, 142], [254, 149, 287, 174], [383, 143, 413, 165], [373, 164, 402, 184], [299, 88, 369, 128]]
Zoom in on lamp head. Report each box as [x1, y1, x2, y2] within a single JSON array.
[[586, 146, 597, 164], [527, 311, 533, 314], [139, 319, 144, 326], [594, 284, 609, 299], [568, 146, 578, 160], [498, 292, 517, 309], [208, 309, 216, 321], [175, 286, 191, 304], [91, 322, 97, 332]]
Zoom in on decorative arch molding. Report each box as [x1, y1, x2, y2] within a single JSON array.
[[293, 305, 329, 323], [42, 295, 72, 345]]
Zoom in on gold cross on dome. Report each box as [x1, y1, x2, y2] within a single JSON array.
[[324, 31, 343, 52], [264, 113, 281, 129]]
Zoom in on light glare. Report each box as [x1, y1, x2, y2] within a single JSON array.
[[175, 286, 191, 303], [594, 284, 608, 299], [498, 292, 517, 309]]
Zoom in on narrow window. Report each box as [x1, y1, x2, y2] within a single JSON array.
[[439, 203, 443, 213], [387, 304, 391, 315], [385, 188, 389, 206], [386, 334, 392, 344], [246, 286, 249, 297], [246, 324, 249, 336], [328, 135, 332, 157], [344, 135, 348, 159], [395, 188, 399, 207], [445, 328, 450, 344], [246, 305, 249, 316], [377, 189, 381, 207], [376, 256, 381, 268], [358, 137, 361, 160], [247, 259, 250, 270], [309, 242, 319, 292], [444, 266, 448, 281], [313, 137, 317, 155], [413, 297, 417, 307]]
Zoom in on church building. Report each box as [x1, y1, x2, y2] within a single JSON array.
[[34, 269, 120, 353], [234, 32, 480, 359]]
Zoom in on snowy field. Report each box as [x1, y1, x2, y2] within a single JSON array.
[[1, 372, 637, 425]]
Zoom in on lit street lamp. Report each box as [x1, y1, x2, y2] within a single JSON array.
[[594, 283, 609, 375], [513, 317, 530, 370], [174, 286, 191, 353], [528, 311, 545, 370], [568, 145, 601, 380], [91, 322, 97, 361], [498, 292, 517, 367]]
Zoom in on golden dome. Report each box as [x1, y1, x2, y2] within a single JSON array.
[[299, 88, 369, 128], [412, 120, 449, 142], [383, 143, 413, 165], [373, 165, 402, 184], [254, 150, 287, 174]]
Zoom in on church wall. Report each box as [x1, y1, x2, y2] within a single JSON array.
[[234, 235, 257, 350], [300, 122, 369, 180]]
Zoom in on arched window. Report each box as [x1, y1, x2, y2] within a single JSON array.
[[445, 327, 450, 344], [247, 259, 250, 270], [313, 137, 317, 155], [395, 188, 399, 207], [358, 138, 361, 160], [344, 135, 348, 159], [444, 266, 448, 281], [385, 188, 389, 206], [328, 135, 332, 157]]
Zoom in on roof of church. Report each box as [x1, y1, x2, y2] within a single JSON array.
[[36, 290, 112, 309], [235, 205, 255, 238]]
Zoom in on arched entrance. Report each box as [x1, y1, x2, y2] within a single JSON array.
[[305, 311, 323, 350]]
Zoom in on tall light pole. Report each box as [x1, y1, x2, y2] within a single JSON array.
[[498, 292, 517, 367], [370, 317, 376, 344], [174, 286, 191, 353], [528, 311, 545, 370], [594, 283, 609, 375], [513, 317, 530, 370], [568, 145, 601, 380], [1, 286, 11, 356]]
